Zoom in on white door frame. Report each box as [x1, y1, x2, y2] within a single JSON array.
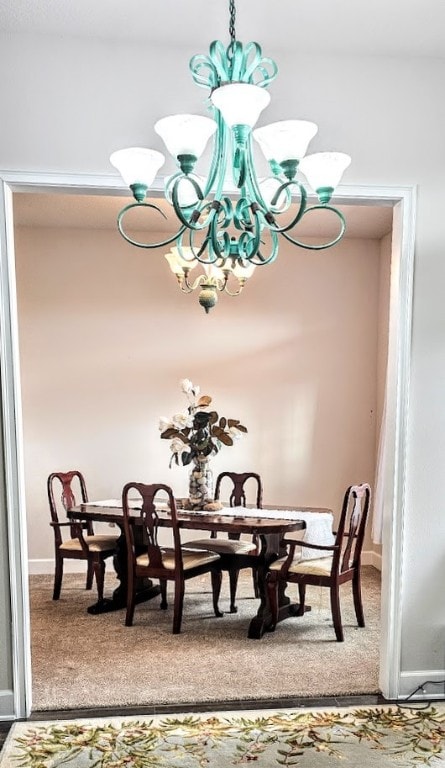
[[0, 171, 416, 718]]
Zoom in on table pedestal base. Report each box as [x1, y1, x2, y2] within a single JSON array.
[[87, 580, 161, 615], [86, 530, 161, 615], [248, 600, 311, 639]]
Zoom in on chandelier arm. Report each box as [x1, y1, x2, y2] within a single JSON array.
[[243, 134, 270, 211], [209, 211, 231, 260], [171, 190, 221, 234], [184, 231, 222, 265], [222, 282, 245, 297], [264, 181, 308, 234], [183, 273, 207, 292], [247, 229, 280, 266], [203, 108, 230, 200], [280, 205, 346, 250], [117, 202, 187, 249]]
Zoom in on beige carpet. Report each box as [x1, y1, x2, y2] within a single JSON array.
[[29, 566, 381, 711]]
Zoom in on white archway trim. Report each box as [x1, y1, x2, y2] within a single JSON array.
[[0, 171, 416, 717]]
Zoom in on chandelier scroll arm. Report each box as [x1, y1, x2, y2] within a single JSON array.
[[280, 205, 346, 250], [117, 202, 188, 250]]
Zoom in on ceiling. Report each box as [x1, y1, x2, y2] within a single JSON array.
[[13, 193, 393, 240], [0, 0, 444, 58]]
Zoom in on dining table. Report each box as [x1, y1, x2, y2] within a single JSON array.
[[67, 499, 334, 639]]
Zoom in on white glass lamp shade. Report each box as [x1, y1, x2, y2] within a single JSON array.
[[165, 247, 198, 275], [253, 120, 318, 163], [299, 152, 351, 192], [154, 114, 216, 158], [110, 147, 165, 188], [203, 263, 225, 280], [211, 83, 270, 128], [231, 260, 256, 279]]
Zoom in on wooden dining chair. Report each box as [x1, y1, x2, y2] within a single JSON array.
[[122, 482, 222, 634], [186, 471, 263, 614], [266, 483, 371, 641], [47, 470, 119, 602]]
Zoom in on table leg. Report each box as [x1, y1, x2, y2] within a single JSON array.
[[247, 533, 311, 639], [87, 527, 161, 615]]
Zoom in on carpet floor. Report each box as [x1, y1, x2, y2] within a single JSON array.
[[29, 566, 381, 712], [3, 703, 445, 767]]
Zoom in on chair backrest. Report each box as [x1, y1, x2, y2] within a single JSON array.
[[122, 482, 182, 572], [214, 471, 263, 508], [47, 470, 90, 545], [333, 483, 371, 575]]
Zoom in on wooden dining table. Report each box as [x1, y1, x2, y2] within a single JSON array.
[[67, 500, 333, 639]]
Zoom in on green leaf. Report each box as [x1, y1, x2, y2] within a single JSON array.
[[181, 451, 193, 465]]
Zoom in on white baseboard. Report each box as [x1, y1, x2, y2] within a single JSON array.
[[0, 689, 14, 719], [398, 671, 445, 700]]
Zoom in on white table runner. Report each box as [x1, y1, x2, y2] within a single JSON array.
[[87, 500, 334, 561]]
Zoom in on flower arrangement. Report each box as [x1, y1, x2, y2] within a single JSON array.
[[159, 379, 247, 468]]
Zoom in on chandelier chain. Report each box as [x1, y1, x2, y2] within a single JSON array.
[[229, 0, 236, 44]]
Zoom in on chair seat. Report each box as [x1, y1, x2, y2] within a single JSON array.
[[59, 534, 119, 553], [136, 547, 220, 571], [187, 537, 257, 555], [269, 555, 333, 576]]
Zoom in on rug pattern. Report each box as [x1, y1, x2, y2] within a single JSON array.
[[3, 706, 445, 767]]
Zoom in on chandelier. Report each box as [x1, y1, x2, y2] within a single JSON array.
[[110, 0, 351, 313]]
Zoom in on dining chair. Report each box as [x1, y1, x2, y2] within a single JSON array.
[[122, 482, 222, 634], [47, 470, 119, 602], [266, 483, 371, 641], [186, 471, 263, 614]]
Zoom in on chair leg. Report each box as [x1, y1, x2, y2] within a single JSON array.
[[211, 569, 223, 617], [252, 567, 260, 599], [229, 568, 240, 613], [266, 572, 279, 630], [125, 567, 136, 627], [353, 570, 365, 627], [53, 555, 63, 600], [86, 559, 94, 591], [93, 558, 106, 602], [297, 583, 306, 616], [172, 577, 185, 634], [330, 582, 344, 641], [160, 579, 168, 610]]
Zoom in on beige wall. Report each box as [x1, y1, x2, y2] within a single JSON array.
[[14, 221, 388, 567]]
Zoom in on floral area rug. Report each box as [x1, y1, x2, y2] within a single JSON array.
[[2, 705, 445, 767]]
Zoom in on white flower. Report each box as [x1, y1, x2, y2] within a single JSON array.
[[181, 378, 200, 405], [159, 417, 173, 432], [229, 426, 243, 440], [172, 411, 193, 430], [180, 379, 194, 394], [170, 437, 190, 456]]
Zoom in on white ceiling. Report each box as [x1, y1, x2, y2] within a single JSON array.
[[13, 193, 393, 240], [0, 0, 444, 58]]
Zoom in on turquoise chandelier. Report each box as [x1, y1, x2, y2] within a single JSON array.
[[110, 0, 351, 313]]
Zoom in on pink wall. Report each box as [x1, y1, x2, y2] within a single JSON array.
[[14, 222, 388, 565]]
